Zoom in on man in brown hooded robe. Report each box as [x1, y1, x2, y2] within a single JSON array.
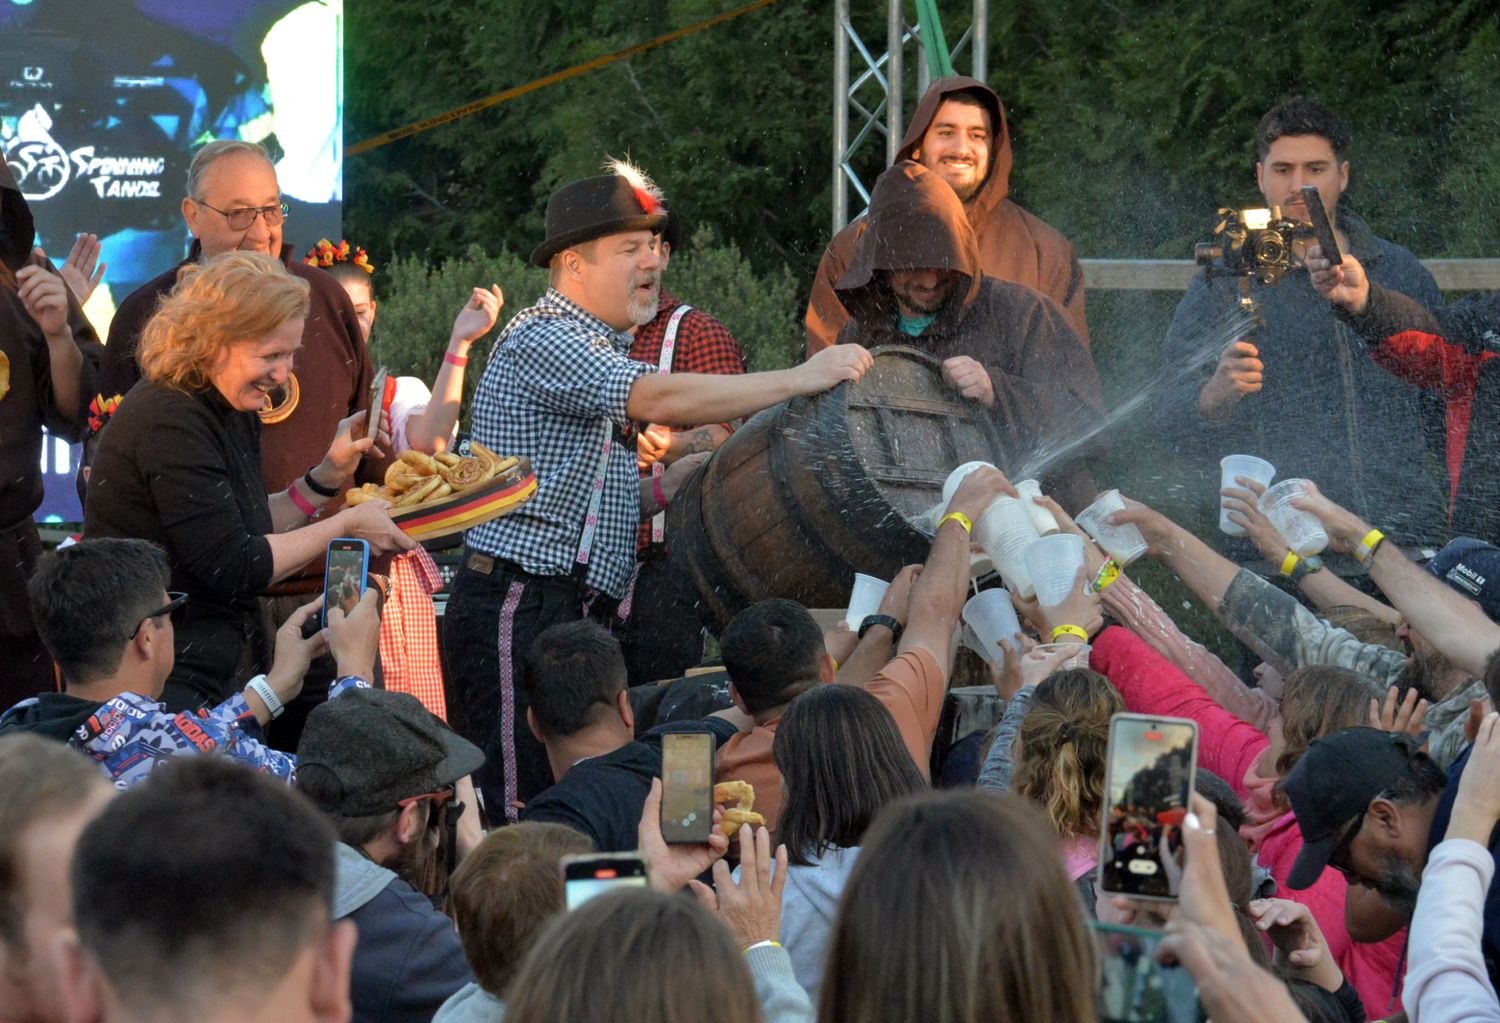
[[0, 162, 103, 706], [834, 161, 1103, 508], [806, 75, 1088, 354]]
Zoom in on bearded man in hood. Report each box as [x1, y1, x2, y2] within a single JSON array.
[[833, 160, 1103, 510], [806, 76, 1089, 354]]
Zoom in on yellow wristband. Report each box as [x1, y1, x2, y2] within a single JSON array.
[[1051, 624, 1089, 642], [1357, 528, 1386, 565], [938, 511, 973, 534], [1279, 551, 1300, 577]]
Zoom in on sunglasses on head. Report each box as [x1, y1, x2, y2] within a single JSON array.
[[131, 592, 188, 638]]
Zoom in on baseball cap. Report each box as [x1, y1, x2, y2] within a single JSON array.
[[1426, 537, 1500, 620], [1281, 727, 1424, 890], [296, 689, 485, 816]]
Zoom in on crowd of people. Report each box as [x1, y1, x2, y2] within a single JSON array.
[[2, 78, 1499, 1023]]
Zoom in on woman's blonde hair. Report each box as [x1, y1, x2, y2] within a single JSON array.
[[1013, 667, 1123, 841], [138, 251, 309, 391]]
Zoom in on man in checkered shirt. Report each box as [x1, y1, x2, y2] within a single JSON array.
[[442, 162, 872, 818]]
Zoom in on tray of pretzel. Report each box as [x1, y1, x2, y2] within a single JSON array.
[[346, 442, 537, 540]]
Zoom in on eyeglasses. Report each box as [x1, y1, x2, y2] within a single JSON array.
[[399, 786, 458, 828], [195, 200, 289, 231], [131, 592, 188, 638], [1327, 811, 1368, 884]]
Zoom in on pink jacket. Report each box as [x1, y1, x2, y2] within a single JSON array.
[[1091, 626, 1406, 1018]]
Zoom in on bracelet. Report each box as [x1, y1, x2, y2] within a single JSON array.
[[287, 483, 319, 518], [1051, 624, 1089, 642], [1090, 559, 1121, 593], [652, 474, 669, 510], [938, 511, 973, 534], [444, 350, 469, 368], [1356, 528, 1386, 565], [743, 940, 782, 953], [303, 468, 339, 498], [245, 675, 284, 720], [1279, 551, 1300, 577]]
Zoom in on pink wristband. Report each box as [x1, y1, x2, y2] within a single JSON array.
[[287, 482, 318, 518], [652, 474, 668, 509], [444, 351, 468, 368]]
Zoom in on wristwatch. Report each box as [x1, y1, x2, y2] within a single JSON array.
[[1288, 554, 1325, 583], [859, 614, 904, 642]]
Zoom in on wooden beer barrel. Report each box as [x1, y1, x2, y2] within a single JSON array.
[[667, 346, 1005, 626]]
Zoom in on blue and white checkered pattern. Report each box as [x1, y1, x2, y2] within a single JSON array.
[[465, 288, 651, 599]]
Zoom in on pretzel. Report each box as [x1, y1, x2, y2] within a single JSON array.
[[394, 475, 443, 507], [713, 780, 765, 836]]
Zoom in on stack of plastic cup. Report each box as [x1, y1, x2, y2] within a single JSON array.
[[1014, 479, 1061, 536], [843, 573, 889, 631], [1027, 642, 1092, 672], [1258, 479, 1329, 556], [1024, 534, 1087, 607], [1075, 489, 1149, 566], [962, 589, 1023, 665], [973, 497, 1041, 599], [1219, 455, 1276, 535]]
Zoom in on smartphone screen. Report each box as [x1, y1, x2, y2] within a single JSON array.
[[660, 731, 714, 845], [561, 854, 648, 910], [1093, 922, 1200, 1023], [322, 539, 370, 627], [1099, 714, 1198, 900]]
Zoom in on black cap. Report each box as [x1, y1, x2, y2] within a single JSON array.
[[296, 689, 485, 816], [530, 173, 668, 268], [1281, 727, 1423, 890]]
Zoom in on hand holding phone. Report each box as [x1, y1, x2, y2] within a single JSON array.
[[321, 538, 371, 628], [1099, 714, 1199, 901], [1300, 185, 1342, 266]]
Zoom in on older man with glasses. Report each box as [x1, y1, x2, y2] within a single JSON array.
[[92, 138, 382, 748], [0, 537, 379, 787]]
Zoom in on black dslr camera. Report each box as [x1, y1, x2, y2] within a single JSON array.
[[1193, 206, 1313, 286]]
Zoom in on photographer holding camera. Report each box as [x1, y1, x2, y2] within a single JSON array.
[[1157, 97, 1449, 560]]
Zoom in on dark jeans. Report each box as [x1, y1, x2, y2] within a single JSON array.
[[617, 548, 707, 687], [441, 554, 618, 821]]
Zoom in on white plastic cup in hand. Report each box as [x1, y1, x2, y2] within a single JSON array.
[[1024, 533, 1086, 607], [1014, 479, 1060, 536], [962, 589, 1022, 666], [844, 573, 889, 631], [1258, 479, 1329, 556], [942, 461, 997, 507], [1219, 455, 1275, 535], [1075, 489, 1148, 565], [973, 497, 1041, 599], [961, 622, 995, 666], [1027, 642, 1092, 672]]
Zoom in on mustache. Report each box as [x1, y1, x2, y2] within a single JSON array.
[[631, 273, 660, 288]]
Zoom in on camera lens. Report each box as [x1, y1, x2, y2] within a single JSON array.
[[1253, 232, 1285, 265]]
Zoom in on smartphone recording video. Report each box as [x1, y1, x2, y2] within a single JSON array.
[[322, 538, 370, 628], [659, 731, 714, 845], [1099, 714, 1198, 901], [561, 853, 648, 910]]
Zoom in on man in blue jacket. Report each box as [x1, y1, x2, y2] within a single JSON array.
[[297, 688, 482, 1023], [1157, 96, 1448, 559]]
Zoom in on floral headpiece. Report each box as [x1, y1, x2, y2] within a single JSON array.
[[304, 238, 374, 274], [88, 393, 122, 434]]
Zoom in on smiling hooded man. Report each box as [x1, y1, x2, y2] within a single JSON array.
[[806, 76, 1089, 354], [833, 160, 1103, 508]]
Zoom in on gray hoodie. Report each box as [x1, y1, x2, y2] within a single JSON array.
[[776, 847, 861, 1005]]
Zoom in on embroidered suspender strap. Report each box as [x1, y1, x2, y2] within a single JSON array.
[[650, 305, 692, 545], [575, 422, 614, 570]]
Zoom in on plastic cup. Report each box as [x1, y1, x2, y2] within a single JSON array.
[[973, 497, 1041, 599], [1027, 642, 1093, 672], [1014, 479, 1060, 536], [961, 622, 994, 666], [1074, 489, 1149, 566], [843, 573, 889, 631], [963, 589, 1023, 666], [1024, 533, 1087, 608], [1219, 455, 1276, 536], [942, 461, 996, 507], [1258, 479, 1329, 557]]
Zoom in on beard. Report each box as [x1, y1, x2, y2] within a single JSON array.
[[1372, 853, 1422, 918], [627, 272, 661, 326]]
